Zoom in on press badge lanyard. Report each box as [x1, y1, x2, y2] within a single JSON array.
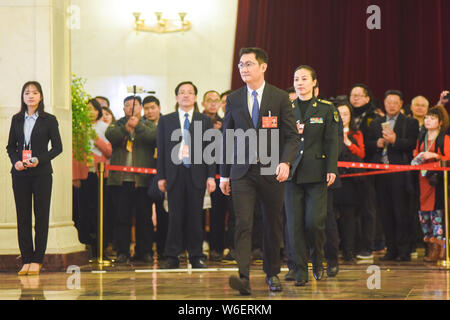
[[126, 123, 136, 153], [421, 132, 438, 177]]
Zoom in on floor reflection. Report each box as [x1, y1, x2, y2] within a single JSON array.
[[2, 262, 450, 300]]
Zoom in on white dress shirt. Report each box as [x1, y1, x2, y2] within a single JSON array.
[[247, 81, 265, 119]]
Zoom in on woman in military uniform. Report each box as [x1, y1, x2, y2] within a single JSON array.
[[284, 65, 339, 286]]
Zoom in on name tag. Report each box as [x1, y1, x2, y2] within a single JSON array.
[[310, 117, 324, 124], [296, 122, 305, 134], [126, 140, 133, 153], [22, 149, 32, 161], [181, 145, 190, 158], [262, 116, 278, 128]]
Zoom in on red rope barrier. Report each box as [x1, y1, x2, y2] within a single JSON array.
[[104, 161, 449, 180]]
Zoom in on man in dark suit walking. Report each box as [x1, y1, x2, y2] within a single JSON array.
[[157, 81, 216, 269], [366, 90, 419, 261], [220, 47, 299, 294]]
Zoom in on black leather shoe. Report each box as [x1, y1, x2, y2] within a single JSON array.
[[284, 269, 295, 281], [379, 253, 397, 261], [115, 254, 130, 264], [191, 259, 207, 269], [313, 265, 324, 280], [295, 279, 307, 287], [159, 259, 179, 269], [229, 275, 251, 295], [266, 276, 282, 292], [327, 263, 339, 278]]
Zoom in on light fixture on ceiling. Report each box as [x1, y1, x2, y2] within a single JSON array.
[[133, 12, 191, 34]]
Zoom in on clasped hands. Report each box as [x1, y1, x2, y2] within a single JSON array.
[[15, 158, 39, 171]]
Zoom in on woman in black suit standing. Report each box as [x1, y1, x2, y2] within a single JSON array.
[[6, 81, 62, 275]]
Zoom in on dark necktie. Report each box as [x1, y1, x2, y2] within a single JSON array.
[[183, 113, 191, 168], [252, 90, 259, 128]]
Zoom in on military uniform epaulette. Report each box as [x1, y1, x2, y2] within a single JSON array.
[[317, 99, 333, 105]]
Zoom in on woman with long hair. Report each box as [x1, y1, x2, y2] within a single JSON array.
[[412, 105, 450, 262], [334, 102, 365, 261], [73, 99, 112, 258], [6, 81, 63, 275]]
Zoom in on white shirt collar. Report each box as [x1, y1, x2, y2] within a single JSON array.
[[25, 110, 39, 120], [247, 81, 266, 96], [178, 107, 194, 119]]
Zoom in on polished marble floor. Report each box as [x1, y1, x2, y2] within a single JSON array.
[[2, 253, 450, 300]]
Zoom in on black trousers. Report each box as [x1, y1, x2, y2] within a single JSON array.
[[285, 181, 327, 281], [153, 197, 168, 256], [165, 166, 205, 261], [12, 174, 52, 264], [284, 205, 295, 270], [336, 204, 357, 255], [354, 177, 376, 253], [78, 172, 98, 247], [231, 164, 285, 279], [224, 196, 236, 250], [209, 178, 228, 253], [324, 189, 339, 264], [110, 182, 154, 257], [376, 172, 411, 257]]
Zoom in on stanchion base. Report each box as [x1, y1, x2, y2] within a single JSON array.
[[89, 258, 112, 267], [437, 260, 450, 268]]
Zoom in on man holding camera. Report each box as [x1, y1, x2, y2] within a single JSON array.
[[366, 90, 418, 262], [106, 96, 157, 264]]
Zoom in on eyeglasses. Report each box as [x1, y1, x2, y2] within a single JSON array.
[[238, 61, 257, 69]]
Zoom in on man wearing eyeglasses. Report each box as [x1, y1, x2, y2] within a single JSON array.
[[220, 47, 299, 295]]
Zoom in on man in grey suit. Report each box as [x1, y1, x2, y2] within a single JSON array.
[[220, 47, 299, 295]]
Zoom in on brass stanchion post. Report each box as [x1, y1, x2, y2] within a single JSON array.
[[438, 160, 450, 268], [92, 162, 111, 269]]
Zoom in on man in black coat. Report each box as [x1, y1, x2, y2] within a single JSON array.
[[366, 90, 419, 261], [349, 83, 381, 260], [157, 81, 216, 269], [220, 47, 299, 294]]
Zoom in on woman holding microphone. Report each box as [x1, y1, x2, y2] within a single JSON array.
[[6, 81, 62, 275]]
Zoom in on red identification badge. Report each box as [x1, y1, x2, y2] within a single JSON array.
[[262, 111, 278, 128], [181, 145, 190, 158], [297, 122, 305, 134], [22, 149, 32, 161]]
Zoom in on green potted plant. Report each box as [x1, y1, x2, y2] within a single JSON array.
[[71, 74, 96, 164]]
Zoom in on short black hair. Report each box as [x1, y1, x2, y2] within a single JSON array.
[[239, 47, 268, 64], [220, 90, 232, 99], [143, 95, 160, 106], [294, 65, 317, 80], [123, 95, 142, 105], [349, 83, 371, 98], [175, 81, 198, 96], [88, 98, 103, 120], [384, 89, 403, 101], [95, 96, 110, 107], [203, 90, 220, 101]]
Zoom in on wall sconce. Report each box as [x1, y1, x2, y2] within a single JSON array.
[[133, 12, 191, 34]]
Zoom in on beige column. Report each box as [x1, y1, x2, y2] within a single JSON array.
[[0, 0, 86, 271]]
